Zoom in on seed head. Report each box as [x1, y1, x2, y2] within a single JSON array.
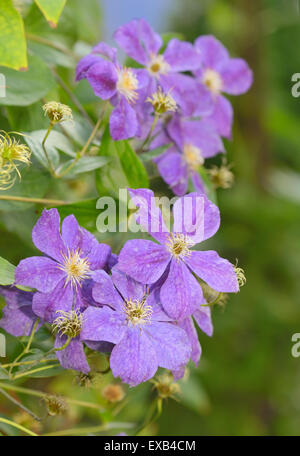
[[52, 309, 84, 339], [151, 373, 181, 400], [0, 132, 31, 189], [146, 87, 177, 115], [43, 101, 73, 124], [235, 265, 246, 288], [102, 384, 125, 403], [208, 160, 234, 189], [43, 395, 67, 416]]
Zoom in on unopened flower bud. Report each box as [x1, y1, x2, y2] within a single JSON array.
[[102, 384, 125, 403], [43, 395, 67, 416], [43, 101, 73, 124], [146, 87, 177, 115], [202, 283, 228, 308]]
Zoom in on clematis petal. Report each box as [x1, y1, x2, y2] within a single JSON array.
[[220, 58, 253, 95], [61, 215, 82, 251], [160, 259, 202, 320], [0, 287, 41, 337], [193, 305, 213, 337], [145, 321, 191, 370], [118, 239, 171, 284], [86, 59, 118, 100], [32, 279, 75, 322], [91, 270, 124, 309], [182, 120, 224, 158], [109, 98, 138, 140], [80, 306, 126, 344], [203, 95, 233, 139], [15, 257, 65, 293], [172, 192, 220, 243], [114, 19, 162, 65], [92, 42, 118, 63], [32, 208, 66, 262], [186, 250, 239, 293], [110, 326, 158, 386], [178, 316, 201, 366], [154, 149, 188, 197], [194, 35, 229, 71], [111, 267, 146, 302], [128, 188, 170, 243], [163, 39, 200, 72], [55, 336, 90, 374], [75, 54, 101, 81]]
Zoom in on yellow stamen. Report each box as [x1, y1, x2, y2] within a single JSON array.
[[52, 309, 84, 338], [147, 54, 170, 78], [166, 233, 194, 260], [202, 68, 223, 94], [146, 87, 177, 115], [183, 143, 204, 171], [123, 290, 152, 326], [116, 67, 139, 103], [58, 249, 90, 289]]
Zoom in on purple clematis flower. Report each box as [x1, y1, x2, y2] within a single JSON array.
[[14, 209, 111, 323], [114, 19, 211, 116], [152, 114, 224, 196], [0, 286, 41, 337], [117, 188, 239, 320], [193, 35, 253, 138], [80, 268, 191, 386], [76, 42, 147, 140]]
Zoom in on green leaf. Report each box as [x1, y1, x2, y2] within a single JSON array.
[[179, 371, 211, 415], [140, 144, 172, 162], [0, 256, 15, 285], [0, 54, 56, 106], [57, 156, 109, 177], [56, 199, 98, 231], [34, 0, 67, 27], [97, 127, 149, 198], [0, 0, 27, 70]]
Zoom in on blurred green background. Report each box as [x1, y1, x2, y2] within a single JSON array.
[[1, 0, 300, 436]]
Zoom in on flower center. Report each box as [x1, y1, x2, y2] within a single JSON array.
[[166, 233, 194, 260], [147, 54, 170, 78], [183, 143, 204, 171], [59, 249, 90, 289], [116, 67, 139, 103], [52, 309, 84, 338], [146, 87, 177, 115], [124, 293, 152, 326], [202, 68, 223, 94]]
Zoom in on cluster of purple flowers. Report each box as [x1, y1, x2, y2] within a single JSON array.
[[0, 20, 251, 387], [76, 19, 252, 195]]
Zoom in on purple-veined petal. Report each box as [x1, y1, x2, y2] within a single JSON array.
[[32, 208, 66, 262], [182, 120, 224, 158], [32, 279, 74, 322], [219, 58, 253, 95], [194, 35, 229, 72], [80, 306, 126, 344], [109, 98, 138, 140], [75, 54, 102, 81], [128, 188, 170, 243], [15, 257, 65, 293], [203, 95, 233, 139], [160, 259, 202, 320], [91, 270, 124, 309], [114, 19, 162, 65], [92, 42, 117, 63], [61, 215, 82, 251], [186, 250, 239, 293], [172, 366, 186, 381], [193, 305, 213, 337], [55, 336, 90, 374], [111, 267, 146, 302], [0, 287, 41, 337], [191, 172, 206, 194], [163, 39, 200, 72], [154, 149, 188, 197], [110, 326, 158, 386], [86, 59, 118, 100], [178, 316, 201, 366], [145, 321, 191, 370], [118, 239, 171, 284], [84, 340, 114, 353], [172, 192, 220, 243]]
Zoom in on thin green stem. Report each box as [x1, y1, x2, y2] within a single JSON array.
[[135, 398, 162, 435], [42, 123, 56, 176], [26, 33, 76, 59], [202, 292, 223, 307], [9, 318, 40, 377], [57, 102, 109, 178], [0, 387, 41, 422], [0, 417, 38, 436], [0, 195, 68, 205], [140, 114, 159, 152], [12, 364, 60, 380], [42, 421, 135, 437], [0, 383, 105, 412]]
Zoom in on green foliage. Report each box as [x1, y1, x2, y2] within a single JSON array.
[[0, 0, 27, 70], [0, 256, 15, 285], [34, 0, 67, 27]]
